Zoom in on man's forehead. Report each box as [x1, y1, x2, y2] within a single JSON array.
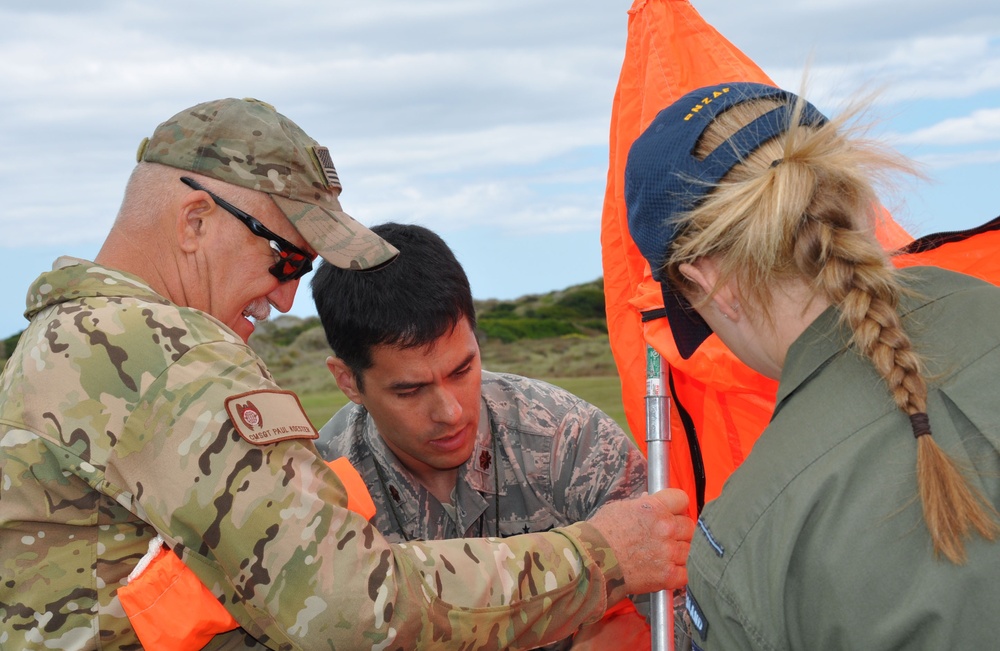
[[367, 339, 479, 386]]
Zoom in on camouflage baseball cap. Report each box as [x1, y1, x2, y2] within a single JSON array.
[[136, 97, 397, 270]]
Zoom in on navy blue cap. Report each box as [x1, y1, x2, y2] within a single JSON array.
[[624, 82, 827, 358]]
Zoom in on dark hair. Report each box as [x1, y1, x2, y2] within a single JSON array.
[[310, 222, 477, 388]]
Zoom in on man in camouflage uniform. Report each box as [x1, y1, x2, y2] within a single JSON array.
[[312, 223, 652, 650], [0, 97, 693, 649]]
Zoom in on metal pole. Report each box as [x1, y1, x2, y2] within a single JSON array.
[[645, 345, 674, 651]]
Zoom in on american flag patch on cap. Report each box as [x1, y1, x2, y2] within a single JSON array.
[[311, 146, 342, 189]]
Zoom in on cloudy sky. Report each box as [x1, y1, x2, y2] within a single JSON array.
[[2, 0, 999, 338]]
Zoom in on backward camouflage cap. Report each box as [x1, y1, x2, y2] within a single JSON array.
[[137, 97, 398, 270]]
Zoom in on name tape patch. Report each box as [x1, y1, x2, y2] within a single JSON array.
[[225, 389, 318, 445], [686, 588, 709, 641]]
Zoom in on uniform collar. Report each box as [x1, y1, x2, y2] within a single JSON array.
[[360, 394, 502, 536], [25, 257, 167, 321], [775, 267, 948, 417], [774, 304, 849, 415]]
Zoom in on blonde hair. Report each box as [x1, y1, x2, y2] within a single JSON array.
[[665, 94, 998, 563]]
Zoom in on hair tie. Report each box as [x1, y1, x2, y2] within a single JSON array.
[[909, 412, 931, 439], [769, 158, 784, 168]]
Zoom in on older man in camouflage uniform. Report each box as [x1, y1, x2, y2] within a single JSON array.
[[0, 97, 693, 649], [312, 223, 652, 650]]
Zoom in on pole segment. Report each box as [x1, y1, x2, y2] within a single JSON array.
[[645, 344, 674, 651]]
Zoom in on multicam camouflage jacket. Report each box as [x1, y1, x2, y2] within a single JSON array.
[[317, 371, 650, 650], [0, 258, 627, 650]]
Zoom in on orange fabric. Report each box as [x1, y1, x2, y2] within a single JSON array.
[[117, 546, 239, 650], [120, 456, 375, 649], [572, 598, 651, 649], [600, 0, 915, 521], [893, 221, 1000, 282], [601, 0, 775, 463], [326, 455, 378, 520]]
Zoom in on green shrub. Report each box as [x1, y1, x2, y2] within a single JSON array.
[[1, 331, 23, 361], [554, 287, 606, 319], [267, 317, 322, 347], [482, 302, 517, 316], [579, 318, 609, 334], [530, 305, 577, 320], [478, 318, 579, 343]]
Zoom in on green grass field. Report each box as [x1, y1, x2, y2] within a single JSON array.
[[540, 376, 627, 428], [297, 374, 629, 436]]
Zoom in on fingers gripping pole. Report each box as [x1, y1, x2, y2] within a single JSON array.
[[645, 345, 674, 651]]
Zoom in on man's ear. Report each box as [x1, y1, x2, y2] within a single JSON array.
[[176, 189, 212, 253], [326, 356, 364, 404], [677, 259, 741, 321]]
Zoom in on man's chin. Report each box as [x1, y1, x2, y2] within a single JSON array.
[[427, 427, 479, 470]]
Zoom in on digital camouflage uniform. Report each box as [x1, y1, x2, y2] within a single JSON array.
[[0, 259, 628, 650], [316, 371, 649, 650]]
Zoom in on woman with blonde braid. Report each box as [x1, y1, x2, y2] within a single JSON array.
[[626, 81, 1000, 650]]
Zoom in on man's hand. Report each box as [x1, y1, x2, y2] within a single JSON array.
[[589, 489, 694, 594]]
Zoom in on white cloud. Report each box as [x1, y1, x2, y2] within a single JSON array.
[[899, 107, 1000, 145], [2, 0, 1000, 337], [912, 148, 1000, 169]]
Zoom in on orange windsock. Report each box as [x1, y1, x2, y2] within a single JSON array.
[[600, 0, 915, 520]]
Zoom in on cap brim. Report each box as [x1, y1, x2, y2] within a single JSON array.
[[271, 196, 398, 270], [661, 283, 713, 360]]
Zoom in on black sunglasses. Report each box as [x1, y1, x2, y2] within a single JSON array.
[[180, 176, 314, 282]]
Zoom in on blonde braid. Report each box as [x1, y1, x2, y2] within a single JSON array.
[[673, 94, 998, 564], [808, 208, 998, 562]]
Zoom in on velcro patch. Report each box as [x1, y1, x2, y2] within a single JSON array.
[[311, 146, 342, 189], [686, 588, 709, 641], [225, 390, 318, 445]]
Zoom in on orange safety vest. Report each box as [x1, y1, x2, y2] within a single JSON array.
[[118, 457, 376, 650]]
